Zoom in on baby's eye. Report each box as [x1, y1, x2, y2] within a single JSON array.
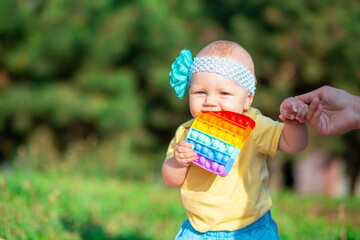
[[220, 92, 230, 95], [196, 91, 206, 94]]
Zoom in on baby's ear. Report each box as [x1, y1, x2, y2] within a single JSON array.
[[244, 93, 253, 110]]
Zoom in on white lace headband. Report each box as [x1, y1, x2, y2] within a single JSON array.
[[169, 49, 256, 99], [190, 56, 256, 96]]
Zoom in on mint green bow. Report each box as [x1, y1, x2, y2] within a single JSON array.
[[169, 49, 193, 99]]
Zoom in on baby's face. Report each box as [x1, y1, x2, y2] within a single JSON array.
[[189, 72, 253, 118]]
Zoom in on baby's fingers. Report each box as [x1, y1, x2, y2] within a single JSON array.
[[279, 114, 302, 124], [177, 152, 198, 160], [177, 140, 195, 150], [175, 141, 195, 155], [175, 141, 198, 161], [295, 103, 308, 122], [281, 102, 297, 120]]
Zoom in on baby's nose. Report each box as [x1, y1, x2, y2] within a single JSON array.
[[204, 95, 217, 106]]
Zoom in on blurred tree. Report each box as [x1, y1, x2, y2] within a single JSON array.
[[0, 0, 359, 191]]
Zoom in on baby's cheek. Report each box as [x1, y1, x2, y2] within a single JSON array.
[[220, 102, 244, 114]]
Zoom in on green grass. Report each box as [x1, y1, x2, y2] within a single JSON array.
[[1, 169, 359, 240], [0, 169, 184, 240], [272, 191, 360, 240]]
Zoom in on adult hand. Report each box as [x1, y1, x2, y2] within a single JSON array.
[[296, 86, 360, 136]]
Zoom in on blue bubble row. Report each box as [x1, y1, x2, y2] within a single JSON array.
[[187, 139, 231, 164], [189, 129, 235, 155]]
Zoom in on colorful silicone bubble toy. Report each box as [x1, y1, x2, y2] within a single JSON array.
[[185, 111, 255, 177]]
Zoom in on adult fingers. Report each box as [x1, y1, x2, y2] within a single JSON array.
[[296, 88, 323, 104], [306, 97, 320, 122], [309, 104, 323, 128], [307, 101, 324, 134]]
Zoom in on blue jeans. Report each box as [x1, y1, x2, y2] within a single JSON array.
[[175, 211, 280, 240]]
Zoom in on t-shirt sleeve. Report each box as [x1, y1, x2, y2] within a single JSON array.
[[165, 121, 192, 160], [252, 111, 284, 157], [165, 136, 177, 160]]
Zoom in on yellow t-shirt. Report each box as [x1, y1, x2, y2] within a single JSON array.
[[165, 107, 284, 232]]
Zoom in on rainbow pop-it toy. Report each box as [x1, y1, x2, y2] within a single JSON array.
[[185, 111, 255, 177]]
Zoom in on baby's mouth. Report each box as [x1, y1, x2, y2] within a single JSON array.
[[201, 107, 222, 112]]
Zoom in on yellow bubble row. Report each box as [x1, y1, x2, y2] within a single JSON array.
[[193, 120, 243, 147]]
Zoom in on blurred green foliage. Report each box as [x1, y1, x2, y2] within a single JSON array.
[[0, 0, 359, 187]]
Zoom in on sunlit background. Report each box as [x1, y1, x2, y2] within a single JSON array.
[[0, 0, 359, 239]]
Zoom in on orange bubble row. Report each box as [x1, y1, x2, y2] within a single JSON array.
[[194, 120, 243, 146]]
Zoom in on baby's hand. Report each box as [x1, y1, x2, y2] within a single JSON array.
[[174, 141, 198, 167], [279, 97, 308, 125]]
